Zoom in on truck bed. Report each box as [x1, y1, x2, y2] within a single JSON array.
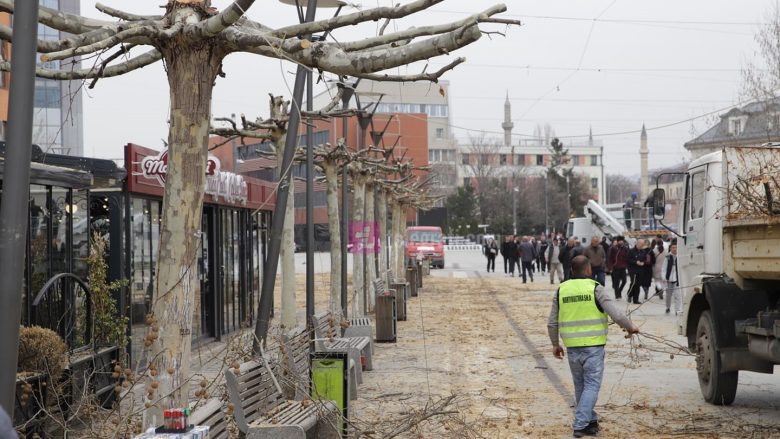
[[722, 147, 780, 287]]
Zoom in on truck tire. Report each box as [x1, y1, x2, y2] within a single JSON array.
[[696, 310, 738, 405]]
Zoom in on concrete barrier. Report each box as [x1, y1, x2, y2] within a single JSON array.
[[444, 244, 482, 251]]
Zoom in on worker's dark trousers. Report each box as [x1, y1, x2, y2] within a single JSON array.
[[503, 256, 509, 273]]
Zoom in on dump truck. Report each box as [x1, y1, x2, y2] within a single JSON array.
[[653, 146, 780, 405]]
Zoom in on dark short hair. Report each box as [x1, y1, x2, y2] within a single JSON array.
[[571, 255, 590, 276], [615, 236, 625, 242]]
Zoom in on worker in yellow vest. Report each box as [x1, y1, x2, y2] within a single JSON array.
[[548, 255, 640, 437]]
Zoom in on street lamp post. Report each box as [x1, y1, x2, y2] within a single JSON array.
[[544, 174, 549, 236]]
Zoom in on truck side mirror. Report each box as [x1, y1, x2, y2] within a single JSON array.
[[653, 188, 666, 220]]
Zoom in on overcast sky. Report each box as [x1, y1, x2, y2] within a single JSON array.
[[79, 0, 776, 176]]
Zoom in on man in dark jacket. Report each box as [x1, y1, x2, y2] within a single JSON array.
[[539, 236, 549, 273], [519, 236, 537, 283], [507, 236, 519, 277], [559, 238, 583, 281], [627, 239, 652, 304], [501, 236, 512, 274], [607, 236, 629, 299]]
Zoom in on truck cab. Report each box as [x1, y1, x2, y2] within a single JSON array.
[[405, 226, 445, 268], [653, 146, 780, 405]]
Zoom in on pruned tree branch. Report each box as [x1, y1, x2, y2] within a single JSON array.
[[0, 49, 163, 80], [42, 26, 164, 62], [355, 57, 465, 83], [190, 0, 258, 38], [0, 0, 112, 34], [339, 4, 511, 52], [272, 0, 444, 38], [95, 3, 163, 21]]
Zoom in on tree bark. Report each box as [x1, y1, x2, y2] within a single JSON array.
[[351, 174, 366, 317], [278, 142, 297, 329], [149, 40, 223, 414], [323, 160, 341, 315], [393, 201, 406, 275], [365, 181, 376, 312], [377, 188, 388, 275]]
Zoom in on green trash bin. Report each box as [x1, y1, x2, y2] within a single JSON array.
[[311, 352, 349, 437], [406, 267, 418, 297]]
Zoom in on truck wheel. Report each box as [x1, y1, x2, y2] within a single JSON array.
[[696, 310, 738, 405]]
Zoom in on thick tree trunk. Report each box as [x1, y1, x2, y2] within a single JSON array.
[[377, 189, 388, 275], [365, 182, 376, 311], [149, 41, 223, 414], [323, 161, 341, 315], [278, 144, 297, 329], [351, 175, 366, 317]]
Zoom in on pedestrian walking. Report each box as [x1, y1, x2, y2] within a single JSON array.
[[530, 237, 538, 274], [501, 236, 512, 274], [507, 236, 519, 277], [600, 237, 610, 257], [665, 241, 681, 314], [652, 239, 666, 299], [548, 256, 640, 438], [606, 236, 628, 299], [519, 236, 536, 283], [548, 237, 564, 284], [640, 243, 656, 300], [539, 235, 549, 273], [583, 236, 607, 286], [484, 237, 498, 273], [626, 239, 652, 304]]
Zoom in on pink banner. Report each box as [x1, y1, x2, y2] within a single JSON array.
[[349, 221, 380, 254]]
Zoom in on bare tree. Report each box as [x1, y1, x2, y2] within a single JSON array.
[[742, 2, 780, 103], [0, 0, 519, 409]]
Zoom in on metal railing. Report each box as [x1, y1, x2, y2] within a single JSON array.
[[31, 273, 92, 352]]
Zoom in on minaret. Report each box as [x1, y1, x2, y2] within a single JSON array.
[[502, 91, 514, 147], [640, 124, 649, 200], [588, 126, 594, 147]]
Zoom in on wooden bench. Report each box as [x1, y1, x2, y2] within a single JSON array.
[[225, 359, 339, 439], [282, 326, 358, 401], [387, 270, 409, 321], [312, 311, 373, 373], [189, 398, 228, 439]]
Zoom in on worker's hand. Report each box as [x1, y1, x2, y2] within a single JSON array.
[[624, 324, 640, 337], [553, 345, 565, 359]]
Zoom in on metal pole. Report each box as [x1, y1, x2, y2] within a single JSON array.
[[305, 62, 315, 328], [566, 175, 571, 219], [544, 175, 549, 236], [255, 0, 319, 348], [0, 1, 40, 416]]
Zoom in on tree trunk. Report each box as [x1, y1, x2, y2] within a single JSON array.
[[323, 161, 341, 315], [365, 182, 376, 312], [377, 189, 388, 275], [150, 42, 223, 414], [351, 174, 366, 317], [278, 143, 296, 329], [393, 201, 406, 274]]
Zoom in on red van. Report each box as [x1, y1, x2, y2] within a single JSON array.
[[405, 226, 445, 268]]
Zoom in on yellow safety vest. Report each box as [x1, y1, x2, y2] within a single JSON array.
[[558, 278, 609, 348]]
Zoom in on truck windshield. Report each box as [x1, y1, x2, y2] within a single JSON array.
[[407, 231, 442, 243]]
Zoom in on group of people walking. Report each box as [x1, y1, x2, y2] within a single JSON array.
[[485, 233, 682, 314], [485, 235, 551, 284]]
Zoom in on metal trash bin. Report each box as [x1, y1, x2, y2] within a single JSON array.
[[392, 282, 407, 321], [406, 267, 418, 297], [416, 261, 423, 289], [423, 257, 431, 275], [375, 290, 397, 342]]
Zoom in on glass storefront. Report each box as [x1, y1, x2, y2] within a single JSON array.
[[126, 197, 269, 369]]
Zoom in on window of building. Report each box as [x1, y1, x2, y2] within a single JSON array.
[[461, 153, 470, 165], [516, 154, 525, 165], [500, 154, 507, 165], [730, 118, 743, 136], [536, 155, 544, 166], [569, 155, 578, 166], [590, 155, 599, 166], [435, 128, 444, 139], [591, 178, 598, 189], [480, 154, 489, 165]]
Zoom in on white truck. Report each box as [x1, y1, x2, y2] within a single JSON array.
[[652, 146, 780, 405]]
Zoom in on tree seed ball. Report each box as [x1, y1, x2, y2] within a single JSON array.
[[167, 367, 175, 375]]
